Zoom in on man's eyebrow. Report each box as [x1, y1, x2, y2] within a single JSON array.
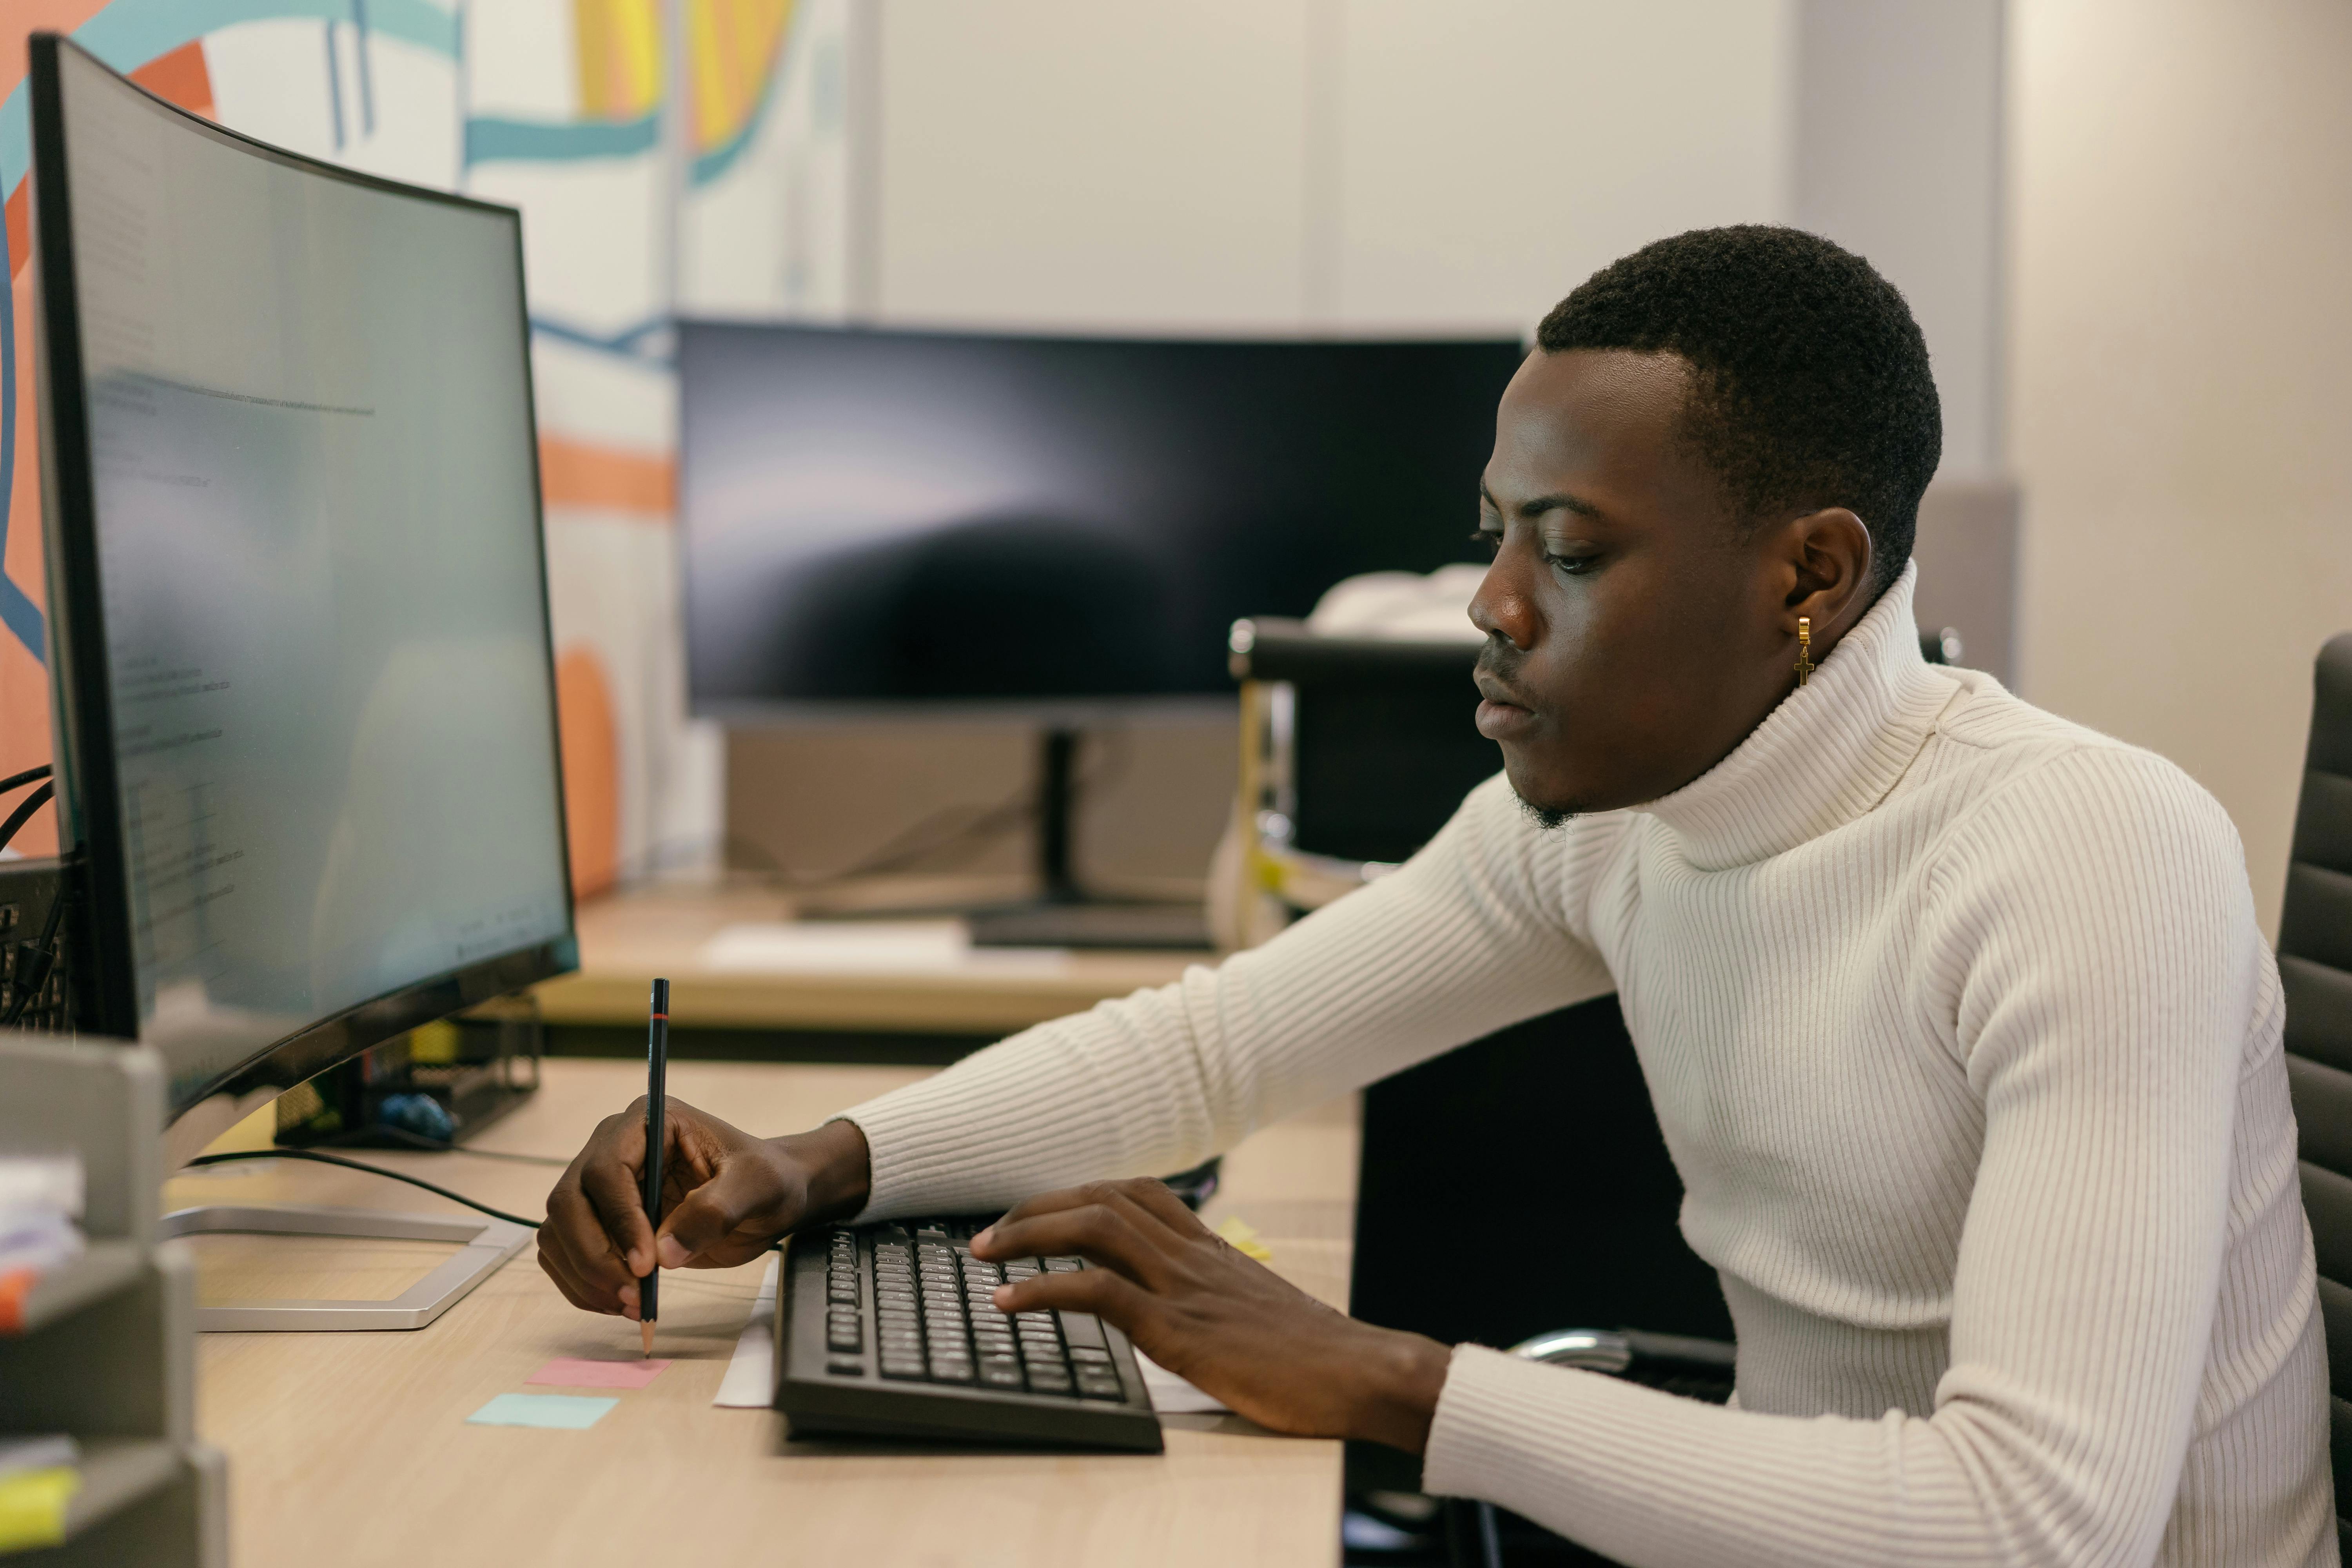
[[1478, 484, 1603, 521]]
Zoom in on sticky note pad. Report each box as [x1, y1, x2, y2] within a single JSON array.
[[527, 1356, 671, 1390], [0, 1467, 80, 1552], [1215, 1214, 1274, 1262], [466, 1393, 618, 1430]]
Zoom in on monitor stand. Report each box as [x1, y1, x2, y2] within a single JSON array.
[[963, 728, 1213, 951], [157, 1203, 531, 1332], [161, 1032, 541, 1332]]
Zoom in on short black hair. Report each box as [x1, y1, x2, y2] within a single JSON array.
[[1537, 225, 1939, 599]]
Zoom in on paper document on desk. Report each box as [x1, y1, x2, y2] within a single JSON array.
[[712, 1256, 781, 1408], [1134, 1353, 1230, 1414], [700, 921, 1069, 976], [711, 1255, 1231, 1414]]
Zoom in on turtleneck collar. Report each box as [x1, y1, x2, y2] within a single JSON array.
[[1633, 562, 1959, 871]]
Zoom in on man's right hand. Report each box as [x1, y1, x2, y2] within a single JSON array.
[[536, 1100, 872, 1319]]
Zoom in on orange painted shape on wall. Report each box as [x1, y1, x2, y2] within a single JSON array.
[[0, 636, 56, 857], [555, 646, 622, 900], [537, 435, 674, 516], [128, 40, 214, 118], [0, 0, 119, 109], [6, 269, 42, 613]]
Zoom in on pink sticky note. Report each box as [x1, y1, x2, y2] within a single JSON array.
[[527, 1356, 672, 1390]]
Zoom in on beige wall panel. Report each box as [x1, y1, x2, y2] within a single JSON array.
[[1328, 0, 1795, 333], [874, 0, 1314, 331], [2011, 0, 2352, 934], [726, 718, 1238, 894]]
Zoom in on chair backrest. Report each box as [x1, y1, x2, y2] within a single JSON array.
[[2281, 632, 2352, 1553], [1230, 619, 1493, 866]]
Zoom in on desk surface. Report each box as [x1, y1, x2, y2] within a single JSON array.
[[532, 885, 1201, 1035], [175, 1057, 1359, 1568]]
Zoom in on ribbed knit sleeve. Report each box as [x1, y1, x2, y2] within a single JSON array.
[[1420, 747, 2313, 1567], [837, 773, 1619, 1218]]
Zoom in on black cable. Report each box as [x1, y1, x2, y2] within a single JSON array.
[[317, 1123, 570, 1166], [183, 1148, 542, 1228], [0, 764, 52, 796], [0, 781, 54, 855]]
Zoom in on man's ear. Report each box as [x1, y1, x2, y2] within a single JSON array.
[[1779, 507, 1873, 636]]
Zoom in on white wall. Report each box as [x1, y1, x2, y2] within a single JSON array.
[[871, 0, 1801, 335], [2010, 0, 2352, 934], [1796, 0, 2005, 479], [873, 0, 1317, 331], [867, 2, 2004, 468], [1324, 1, 1793, 333]]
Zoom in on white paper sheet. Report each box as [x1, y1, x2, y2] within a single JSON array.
[[699, 921, 1069, 976], [1134, 1352, 1231, 1414], [711, 1255, 1232, 1415], [712, 1256, 781, 1408]]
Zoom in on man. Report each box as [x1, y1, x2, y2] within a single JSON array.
[[538, 227, 2332, 1566]]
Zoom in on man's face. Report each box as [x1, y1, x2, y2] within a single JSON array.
[[1471, 348, 1810, 819]]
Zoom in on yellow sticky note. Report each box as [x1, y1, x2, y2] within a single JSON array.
[[0, 1466, 81, 1552], [1215, 1214, 1274, 1263]]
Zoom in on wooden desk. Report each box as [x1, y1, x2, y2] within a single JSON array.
[[174, 1057, 1360, 1568], [532, 886, 1201, 1036]]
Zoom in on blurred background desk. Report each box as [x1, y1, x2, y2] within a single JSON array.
[[177, 1056, 1359, 1568], [528, 885, 1201, 1063]]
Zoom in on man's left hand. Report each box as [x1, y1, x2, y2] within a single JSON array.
[[969, 1176, 1452, 1452]]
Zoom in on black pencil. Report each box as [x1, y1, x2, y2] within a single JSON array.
[[640, 976, 669, 1356]]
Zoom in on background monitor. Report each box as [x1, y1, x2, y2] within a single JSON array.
[[678, 321, 1525, 717], [31, 38, 577, 1127]]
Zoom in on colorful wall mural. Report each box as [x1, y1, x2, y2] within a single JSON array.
[[0, 0, 851, 894]]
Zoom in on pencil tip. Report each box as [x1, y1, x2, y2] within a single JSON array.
[[641, 1319, 655, 1357]]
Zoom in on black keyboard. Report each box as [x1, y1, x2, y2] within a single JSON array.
[[775, 1216, 1163, 1453]]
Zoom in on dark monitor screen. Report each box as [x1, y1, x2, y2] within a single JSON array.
[[678, 322, 1524, 714], [31, 38, 576, 1121]]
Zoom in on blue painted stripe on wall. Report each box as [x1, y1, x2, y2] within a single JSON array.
[[465, 114, 657, 166]]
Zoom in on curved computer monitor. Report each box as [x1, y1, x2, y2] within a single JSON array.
[[29, 37, 577, 1144], [678, 321, 1526, 720]]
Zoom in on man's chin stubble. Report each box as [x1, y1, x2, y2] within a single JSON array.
[[1512, 788, 1575, 833]]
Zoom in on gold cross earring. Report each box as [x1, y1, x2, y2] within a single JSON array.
[[1795, 617, 1815, 687]]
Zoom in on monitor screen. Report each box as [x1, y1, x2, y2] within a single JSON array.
[[678, 322, 1524, 715], [32, 40, 575, 1116]]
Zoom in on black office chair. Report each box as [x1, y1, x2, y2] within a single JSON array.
[[2282, 633, 2352, 1559]]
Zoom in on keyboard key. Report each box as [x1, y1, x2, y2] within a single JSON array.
[[827, 1358, 865, 1377], [880, 1359, 925, 1380], [1058, 1312, 1107, 1350], [1067, 1347, 1111, 1365], [978, 1360, 1025, 1388], [1043, 1258, 1083, 1273], [1026, 1368, 1074, 1394], [1074, 1365, 1125, 1400], [929, 1361, 975, 1384]]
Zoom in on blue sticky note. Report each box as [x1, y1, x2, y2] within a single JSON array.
[[466, 1393, 619, 1430]]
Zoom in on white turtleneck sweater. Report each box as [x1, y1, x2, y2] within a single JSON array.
[[838, 566, 2334, 1567]]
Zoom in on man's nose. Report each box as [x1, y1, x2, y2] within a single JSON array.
[[1469, 555, 1538, 653]]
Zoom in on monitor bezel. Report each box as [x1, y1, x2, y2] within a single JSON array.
[[27, 34, 579, 1119]]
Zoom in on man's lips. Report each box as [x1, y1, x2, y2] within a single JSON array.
[[1474, 672, 1539, 741]]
